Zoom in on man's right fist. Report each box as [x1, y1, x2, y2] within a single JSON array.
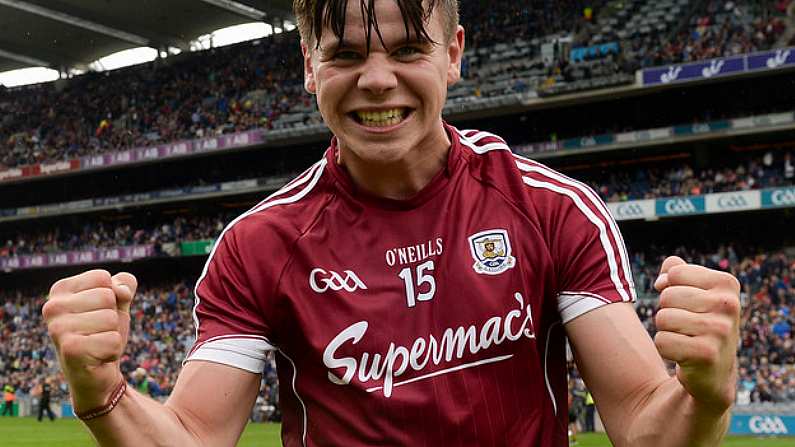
[[43, 269, 137, 412]]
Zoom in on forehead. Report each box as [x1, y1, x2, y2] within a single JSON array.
[[318, 0, 437, 45]]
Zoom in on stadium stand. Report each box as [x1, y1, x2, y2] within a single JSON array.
[[2, 0, 792, 170], [1, 214, 235, 257], [0, 283, 281, 422]]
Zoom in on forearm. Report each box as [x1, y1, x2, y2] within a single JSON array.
[[611, 377, 730, 447], [82, 388, 202, 447]]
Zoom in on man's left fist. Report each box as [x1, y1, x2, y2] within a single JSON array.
[[653, 255, 741, 413]]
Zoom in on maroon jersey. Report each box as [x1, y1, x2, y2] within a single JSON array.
[[186, 124, 635, 446]]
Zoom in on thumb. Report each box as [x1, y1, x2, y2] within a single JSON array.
[[111, 272, 138, 313], [655, 256, 687, 291]]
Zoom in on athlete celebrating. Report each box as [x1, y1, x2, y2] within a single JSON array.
[[43, 1, 740, 446]]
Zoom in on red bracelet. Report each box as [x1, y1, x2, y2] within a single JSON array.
[[75, 380, 127, 421]]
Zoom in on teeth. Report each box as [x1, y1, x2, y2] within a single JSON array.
[[355, 108, 406, 127]]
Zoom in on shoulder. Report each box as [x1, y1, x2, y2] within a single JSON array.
[[453, 126, 597, 216], [223, 158, 332, 247]]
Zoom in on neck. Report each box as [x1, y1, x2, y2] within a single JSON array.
[[338, 126, 451, 201]]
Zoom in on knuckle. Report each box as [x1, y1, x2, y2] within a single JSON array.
[[667, 265, 687, 283], [90, 269, 112, 282], [659, 288, 674, 307], [41, 300, 60, 321], [47, 318, 65, 338], [709, 318, 732, 338], [107, 331, 123, 349], [98, 309, 119, 328], [49, 277, 69, 296], [655, 308, 671, 330], [98, 288, 117, 308], [720, 294, 741, 316], [60, 335, 83, 358], [720, 272, 741, 292], [695, 340, 718, 364]]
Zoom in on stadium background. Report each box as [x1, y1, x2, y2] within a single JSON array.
[[1, 0, 795, 444]]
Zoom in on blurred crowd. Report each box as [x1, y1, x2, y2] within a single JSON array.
[[460, 0, 604, 49], [1, 0, 791, 170], [0, 213, 233, 258], [632, 247, 795, 405], [586, 149, 795, 202], [0, 35, 312, 169], [631, 0, 788, 68], [2, 149, 794, 263], [0, 282, 281, 421]]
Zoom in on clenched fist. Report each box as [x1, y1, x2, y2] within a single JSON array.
[[43, 269, 137, 413], [653, 256, 741, 414]]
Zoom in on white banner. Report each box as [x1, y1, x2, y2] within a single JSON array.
[[705, 190, 761, 213], [607, 200, 656, 221]]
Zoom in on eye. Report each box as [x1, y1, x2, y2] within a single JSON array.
[[333, 50, 361, 60], [393, 46, 421, 58]]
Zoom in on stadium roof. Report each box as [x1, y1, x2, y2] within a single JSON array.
[[0, 0, 294, 72]]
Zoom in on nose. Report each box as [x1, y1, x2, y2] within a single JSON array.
[[357, 55, 397, 95]]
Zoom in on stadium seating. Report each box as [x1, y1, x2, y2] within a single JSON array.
[[1, 0, 791, 171], [0, 283, 281, 421]]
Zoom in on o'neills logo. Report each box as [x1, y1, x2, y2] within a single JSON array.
[[323, 292, 536, 398]]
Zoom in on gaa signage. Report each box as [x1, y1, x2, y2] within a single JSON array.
[[730, 414, 794, 435], [705, 191, 759, 213], [762, 187, 795, 208], [607, 200, 655, 221], [655, 197, 705, 216]]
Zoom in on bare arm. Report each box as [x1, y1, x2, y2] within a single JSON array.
[[43, 270, 261, 447], [566, 257, 740, 447], [83, 361, 260, 446], [567, 302, 729, 446]]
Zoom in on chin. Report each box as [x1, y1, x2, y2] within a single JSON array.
[[352, 144, 411, 165]]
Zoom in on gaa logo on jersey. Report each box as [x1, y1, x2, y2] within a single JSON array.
[[468, 229, 516, 275]]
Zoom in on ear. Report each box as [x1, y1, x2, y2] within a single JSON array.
[[302, 41, 317, 94], [446, 25, 465, 86]]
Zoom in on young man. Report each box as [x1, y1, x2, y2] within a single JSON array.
[[43, 1, 740, 446]]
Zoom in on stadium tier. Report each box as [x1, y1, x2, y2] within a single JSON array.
[[1, 0, 792, 171], [2, 0, 795, 442]]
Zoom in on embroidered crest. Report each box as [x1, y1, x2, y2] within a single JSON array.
[[468, 229, 516, 275]]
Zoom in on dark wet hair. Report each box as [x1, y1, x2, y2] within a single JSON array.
[[293, 0, 458, 51]]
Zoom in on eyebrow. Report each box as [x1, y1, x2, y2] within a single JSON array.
[[321, 36, 432, 55]]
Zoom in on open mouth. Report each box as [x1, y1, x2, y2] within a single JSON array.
[[350, 108, 413, 128]]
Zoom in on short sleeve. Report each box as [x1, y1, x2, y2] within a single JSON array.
[[185, 227, 275, 373], [552, 187, 636, 324], [517, 159, 636, 325]]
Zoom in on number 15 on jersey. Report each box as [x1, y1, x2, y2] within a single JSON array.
[[398, 260, 437, 308]]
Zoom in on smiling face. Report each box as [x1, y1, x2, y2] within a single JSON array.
[[302, 0, 464, 167]]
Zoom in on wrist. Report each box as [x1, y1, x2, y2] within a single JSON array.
[[73, 378, 127, 420]]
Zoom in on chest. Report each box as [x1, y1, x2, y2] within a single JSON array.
[[273, 189, 557, 356]]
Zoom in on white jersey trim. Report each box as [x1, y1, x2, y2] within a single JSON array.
[[514, 159, 636, 301], [559, 290, 612, 304], [190, 158, 328, 360], [186, 337, 275, 373], [557, 293, 613, 324], [457, 129, 511, 154], [521, 176, 631, 302], [456, 126, 635, 317]]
